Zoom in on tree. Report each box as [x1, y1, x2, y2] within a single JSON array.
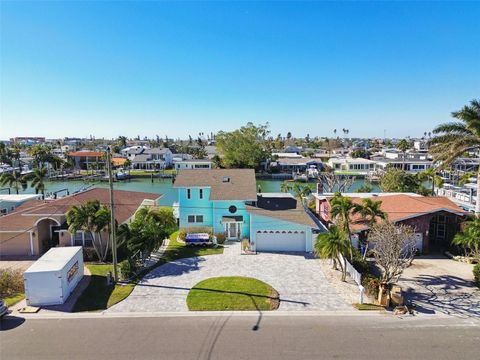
[[330, 193, 355, 260], [396, 139, 410, 171], [452, 218, 480, 261], [66, 200, 112, 262], [215, 122, 270, 169], [291, 183, 312, 201], [368, 222, 416, 303], [0, 170, 27, 194], [314, 226, 351, 281], [127, 207, 177, 255], [351, 149, 368, 159], [28, 144, 53, 168], [418, 168, 444, 195], [280, 181, 291, 193], [428, 99, 480, 214], [211, 154, 223, 168], [354, 182, 373, 193], [353, 198, 388, 258], [379, 168, 426, 194], [117, 136, 127, 148], [24, 167, 48, 198]]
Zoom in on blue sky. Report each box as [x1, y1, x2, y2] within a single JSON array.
[[1, 1, 479, 140]]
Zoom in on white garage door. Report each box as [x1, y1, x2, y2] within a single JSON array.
[[255, 230, 306, 252]]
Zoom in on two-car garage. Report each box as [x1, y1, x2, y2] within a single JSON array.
[[254, 230, 307, 252]]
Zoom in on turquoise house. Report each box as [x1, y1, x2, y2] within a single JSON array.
[[174, 169, 323, 252]]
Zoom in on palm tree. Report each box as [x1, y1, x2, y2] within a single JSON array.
[[352, 198, 388, 258], [0, 170, 27, 194], [314, 226, 351, 281], [66, 200, 111, 262], [429, 99, 480, 214], [117, 136, 128, 148], [24, 167, 48, 199], [291, 183, 312, 202], [396, 139, 410, 171], [280, 181, 292, 193], [418, 168, 444, 195], [330, 193, 355, 260]]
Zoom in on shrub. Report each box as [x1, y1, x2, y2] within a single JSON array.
[[178, 230, 187, 241], [119, 260, 137, 281], [351, 253, 370, 274], [361, 274, 381, 299], [474, 263, 480, 288], [0, 268, 24, 297], [215, 233, 226, 245], [83, 247, 98, 262]]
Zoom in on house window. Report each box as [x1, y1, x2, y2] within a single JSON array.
[[187, 188, 191, 199], [84, 232, 94, 247], [187, 215, 203, 223], [199, 188, 204, 199], [74, 232, 83, 246]]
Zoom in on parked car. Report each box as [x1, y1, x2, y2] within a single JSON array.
[[0, 299, 8, 318]]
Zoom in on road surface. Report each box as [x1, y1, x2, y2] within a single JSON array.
[[1, 313, 479, 359]]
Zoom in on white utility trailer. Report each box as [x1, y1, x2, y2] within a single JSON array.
[[24, 246, 84, 306]]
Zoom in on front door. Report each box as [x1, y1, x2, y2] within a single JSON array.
[[226, 222, 241, 240]]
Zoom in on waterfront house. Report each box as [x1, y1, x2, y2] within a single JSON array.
[[174, 159, 212, 170], [327, 156, 376, 175], [0, 188, 161, 258], [67, 150, 105, 170], [313, 192, 467, 253], [131, 148, 173, 169], [174, 169, 322, 252]]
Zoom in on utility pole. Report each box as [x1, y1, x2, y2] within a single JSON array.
[[106, 147, 118, 282]]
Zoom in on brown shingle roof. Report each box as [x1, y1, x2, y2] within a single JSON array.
[[174, 169, 257, 201], [0, 188, 161, 231], [246, 201, 318, 228]]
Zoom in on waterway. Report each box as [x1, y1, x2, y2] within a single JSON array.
[[11, 178, 380, 206]]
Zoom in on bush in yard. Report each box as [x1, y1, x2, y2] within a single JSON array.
[[178, 230, 187, 241], [215, 233, 226, 245], [119, 260, 137, 281], [474, 263, 480, 288], [0, 268, 24, 297], [351, 250, 370, 274], [361, 274, 381, 299], [83, 247, 98, 262]]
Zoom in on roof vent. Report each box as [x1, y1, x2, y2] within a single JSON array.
[[222, 176, 230, 183]]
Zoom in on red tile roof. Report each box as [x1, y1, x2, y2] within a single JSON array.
[[346, 194, 467, 232]]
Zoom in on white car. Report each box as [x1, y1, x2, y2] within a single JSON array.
[[0, 299, 8, 317]]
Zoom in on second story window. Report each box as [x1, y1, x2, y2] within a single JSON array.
[[187, 188, 191, 199], [199, 188, 203, 199]]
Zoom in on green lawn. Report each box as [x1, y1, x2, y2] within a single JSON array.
[[353, 303, 385, 311], [4, 293, 25, 307], [73, 231, 223, 312], [187, 276, 279, 311], [73, 264, 135, 312]]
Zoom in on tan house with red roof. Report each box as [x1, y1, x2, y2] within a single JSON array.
[[0, 188, 161, 258], [313, 193, 468, 253]]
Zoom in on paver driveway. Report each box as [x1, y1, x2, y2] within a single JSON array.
[[398, 256, 480, 318], [107, 243, 352, 312]]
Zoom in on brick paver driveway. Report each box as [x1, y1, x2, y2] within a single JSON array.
[[398, 256, 480, 318], [107, 242, 352, 313]]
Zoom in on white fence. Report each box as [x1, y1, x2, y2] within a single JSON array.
[[339, 254, 365, 304]]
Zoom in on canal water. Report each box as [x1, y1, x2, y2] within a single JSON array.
[[14, 178, 380, 206]]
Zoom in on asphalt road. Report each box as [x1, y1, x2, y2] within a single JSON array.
[[1, 314, 479, 360]]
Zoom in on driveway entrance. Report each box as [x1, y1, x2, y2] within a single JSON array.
[[107, 242, 352, 313]]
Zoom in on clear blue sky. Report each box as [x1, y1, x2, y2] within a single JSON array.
[[1, 1, 479, 140]]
